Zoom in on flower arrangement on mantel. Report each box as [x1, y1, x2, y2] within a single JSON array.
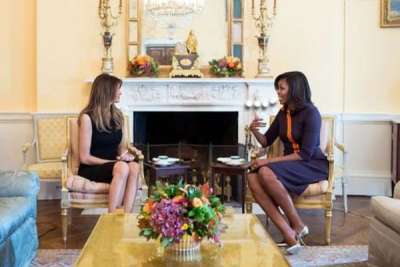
[[209, 56, 243, 77], [137, 181, 226, 249], [128, 55, 159, 77]]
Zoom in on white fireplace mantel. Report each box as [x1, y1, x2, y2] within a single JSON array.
[[118, 78, 277, 107]]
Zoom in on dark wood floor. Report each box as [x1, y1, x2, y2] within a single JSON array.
[[37, 196, 371, 249]]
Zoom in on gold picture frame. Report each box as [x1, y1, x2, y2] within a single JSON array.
[[381, 0, 400, 27]]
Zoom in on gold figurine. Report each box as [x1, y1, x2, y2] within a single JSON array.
[[169, 30, 203, 78], [185, 30, 198, 55]]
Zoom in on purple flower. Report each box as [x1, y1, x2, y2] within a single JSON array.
[[218, 59, 227, 68], [150, 199, 186, 241]]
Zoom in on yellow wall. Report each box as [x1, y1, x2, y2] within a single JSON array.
[[2, 0, 400, 113], [0, 0, 36, 112], [244, 0, 344, 113], [36, 0, 127, 112], [345, 0, 400, 113]]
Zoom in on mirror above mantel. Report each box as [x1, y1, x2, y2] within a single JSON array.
[[127, 0, 244, 77]]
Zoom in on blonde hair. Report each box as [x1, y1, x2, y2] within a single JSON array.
[[79, 73, 123, 132]]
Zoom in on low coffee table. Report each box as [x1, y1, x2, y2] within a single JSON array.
[[75, 213, 290, 267], [144, 162, 191, 196], [210, 162, 251, 213]]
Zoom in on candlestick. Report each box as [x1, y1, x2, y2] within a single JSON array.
[[252, 0, 278, 78], [98, 0, 123, 73]]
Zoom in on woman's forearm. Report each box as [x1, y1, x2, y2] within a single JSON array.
[[81, 155, 114, 165], [269, 153, 301, 163], [252, 131, 267, 147]]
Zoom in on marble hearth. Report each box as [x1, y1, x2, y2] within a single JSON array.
[[114, 78, 278, 144]]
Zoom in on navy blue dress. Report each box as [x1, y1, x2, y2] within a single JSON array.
[[264, 103, 328, 195], [78, 116, 122, 183]]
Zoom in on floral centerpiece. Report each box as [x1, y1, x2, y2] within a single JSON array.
[[137, 181, 226, 251], [128, 55, 159, 77], [209, 56, 243, 77]]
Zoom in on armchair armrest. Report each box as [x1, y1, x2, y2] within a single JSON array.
[[61, 146, 68, 162], [0, 170, 40, 197], [127, 144, 144, 161], [394, 181, 400, 199], [334, 141, 347, 154], [21, 140, 36, 168], [61, 146, 69, 190]]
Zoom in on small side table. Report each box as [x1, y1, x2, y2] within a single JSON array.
[[210, 163, 251, 213], [144, 162, 191, 196]]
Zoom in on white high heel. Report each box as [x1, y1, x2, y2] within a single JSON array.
[[285, 242, 301, 255], [297, 225, 309, 245]]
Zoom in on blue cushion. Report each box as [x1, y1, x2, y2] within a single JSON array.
[[0, 216, 38, 267], [0, 197, 36, 244], [0, 171, 39, 198]]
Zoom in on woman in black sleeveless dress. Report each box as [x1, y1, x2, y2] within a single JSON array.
[[77, 73, 140, 213], [248, 71, 328, 254]]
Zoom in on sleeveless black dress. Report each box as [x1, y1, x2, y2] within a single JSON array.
[[78, 116, 122, 183]]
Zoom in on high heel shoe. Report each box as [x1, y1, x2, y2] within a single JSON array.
[[285, 242, 301, 255], [297, 225, 309, 245]]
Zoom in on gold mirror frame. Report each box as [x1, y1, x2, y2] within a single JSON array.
[[127, 0, 240, 77]]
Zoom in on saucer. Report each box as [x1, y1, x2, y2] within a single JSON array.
[[225, 159, 246, 166], [217, 157, 230, 163], [152, 157, 179, 166]]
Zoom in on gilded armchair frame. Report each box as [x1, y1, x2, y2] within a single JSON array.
[[60, 116, 146, 242], [21, 114, 69, 194], [246, 115, 345, 245]]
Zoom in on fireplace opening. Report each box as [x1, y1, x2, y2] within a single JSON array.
[[133, 111, 245, 203], [133, 111, 238, 145]]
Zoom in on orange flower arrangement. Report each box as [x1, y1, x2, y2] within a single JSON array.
[[128, 55, 159, 77], [209, 56, 243, 77]]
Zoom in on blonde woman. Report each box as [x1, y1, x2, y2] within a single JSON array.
[[77, 73, 139, 213]]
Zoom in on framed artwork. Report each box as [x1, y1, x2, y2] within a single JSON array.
[[381, 0, 400, 27]]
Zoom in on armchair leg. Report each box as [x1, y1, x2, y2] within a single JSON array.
[[61, 208, 69, 244], [325, 209, 333, 245], [245, 201, 253, 213], [342, 177, 348, 214]]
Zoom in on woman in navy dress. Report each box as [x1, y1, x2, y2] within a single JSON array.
[[77, 73, 140, 213], [248, 71, 328, 254]]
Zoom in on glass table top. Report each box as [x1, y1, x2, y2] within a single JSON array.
[[75, 213, 290, 267]]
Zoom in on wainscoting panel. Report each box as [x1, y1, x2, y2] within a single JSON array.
[[0, 113, 34, 170]]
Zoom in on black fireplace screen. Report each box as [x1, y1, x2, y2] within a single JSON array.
[[133, 111, 245, 201]]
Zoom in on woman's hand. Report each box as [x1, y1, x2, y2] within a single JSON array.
[[117, 151, 135, 162], [250, 158, 269, 171], [249, 117, 266, 133]]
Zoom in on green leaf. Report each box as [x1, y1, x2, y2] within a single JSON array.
[[160, 237, 174, 248], [165, 185, 178, 198], [177, 179, 184, 189], [187, 186, 201, 200]]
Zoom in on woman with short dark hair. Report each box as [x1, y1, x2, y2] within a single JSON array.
[[248, 71, 328, 254]]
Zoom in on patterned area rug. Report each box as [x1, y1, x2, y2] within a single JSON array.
[[31, 246, 368, 267]]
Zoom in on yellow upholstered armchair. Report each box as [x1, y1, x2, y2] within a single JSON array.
[[60, 116, 146, 242], [246, 115, 345, 245], [22, 114, 68, 189]]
